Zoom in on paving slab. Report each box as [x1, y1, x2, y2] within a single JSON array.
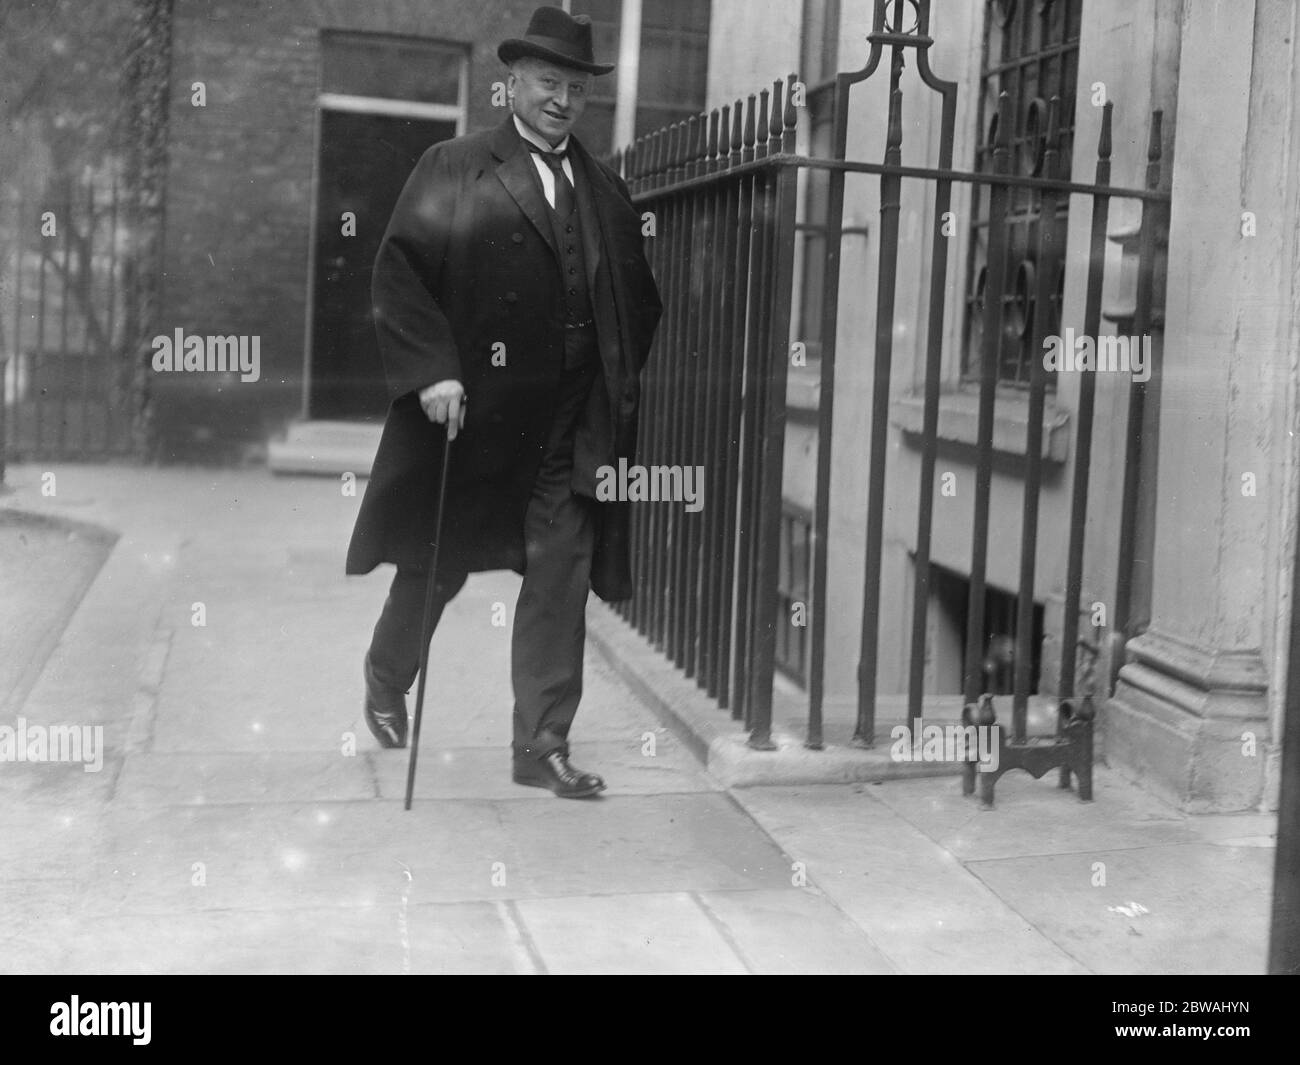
[[866, 770, 1203, 861], [967, 841, 1272, 975], [0, 511, 115, 718], [50, 900, 533, 975], [515, 892, 747, 974], [732, 784, 1090, 974], [0, 807, 111, 882], [114, 751, 377, 806], [77, 800, 513, 915], [0, 758, 121, 808], [0, 880, 84, 973], [697, 888, 897, 974], [492, 793, 794, 900]]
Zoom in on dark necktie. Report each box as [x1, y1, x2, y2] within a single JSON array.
[[525, 141, 575, 218]]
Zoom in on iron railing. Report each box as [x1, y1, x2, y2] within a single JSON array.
[[611, 83, 799, 747], [608, 0, 1171, 781], [2, 171, 147, 465], [0, 0, 169, 478]]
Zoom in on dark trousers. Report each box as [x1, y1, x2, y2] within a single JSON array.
[[367, 332, 600, 760]]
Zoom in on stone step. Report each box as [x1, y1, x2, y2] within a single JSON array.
[[267, 420, 382, 476]]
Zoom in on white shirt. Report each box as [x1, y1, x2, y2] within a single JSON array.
[[513, 115, 574, 211]]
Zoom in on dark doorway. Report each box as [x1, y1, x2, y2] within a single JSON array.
[[307, 109, 455, 420]]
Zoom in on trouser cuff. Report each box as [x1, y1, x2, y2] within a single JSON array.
[[515, 732, 568, 760]]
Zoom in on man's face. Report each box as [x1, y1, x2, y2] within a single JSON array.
[[509, 58, 591, 145]]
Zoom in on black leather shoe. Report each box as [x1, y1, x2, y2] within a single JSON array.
[[512, 750, 606, 798], [363, 655, 408, 749]]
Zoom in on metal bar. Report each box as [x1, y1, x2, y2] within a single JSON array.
[[8, 185, 26, 473], [1112, 110, 1165, 687], [806, 69, 854, 750], [665, 121, 692, 663], [633, 154, 1168, 204], [748, 85, 795, 749], [680, 114, 705, 676], [106, 171, 120, 454], [732, 94, 764, 723], [58, 180, 73, 457], [1012, 97, 1065, 741], [1059, 102, 1114, 700], [699, 108, 725, 696], [905, 63, 959, 726], [962, 91, 1013, 705], [630, 137, 657, 633], [1268, 471, 1300, 972], [80, 179, 95, 456], [854, 69, 907, 746], [644, 130, 672, 642], [627, 159, 654, 628], [718, 101, 751, 710], [35, 210, 47, 454], [653, 124, 686, 652], [704, 109, 731, 698], [747, 81, 797, 748], [740, 90, 776, 723]]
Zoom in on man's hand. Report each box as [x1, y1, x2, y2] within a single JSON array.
[[418, 380, 466, 440]]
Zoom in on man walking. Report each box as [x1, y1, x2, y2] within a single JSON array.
[[345, 6, 662, 798]]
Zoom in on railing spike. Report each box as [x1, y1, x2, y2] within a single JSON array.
[[886, 87, 903, 152], [1044, 95, 1062, 181], [1098, 99, 1113, 161], [757, 88, 770, 155], [994, 91, 1011, 151], [1146, 109, 1163, 188], [719, 103, 732, 170], [732, 98, 744, 159], [743, 93, 756, 161], [707, 108, 720, 173], [770, 78, 784, 141]]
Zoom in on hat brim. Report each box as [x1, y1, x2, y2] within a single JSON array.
[[499, 39, 614, 76]]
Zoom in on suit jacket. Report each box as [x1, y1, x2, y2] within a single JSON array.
[[345, 117, 662, 601]]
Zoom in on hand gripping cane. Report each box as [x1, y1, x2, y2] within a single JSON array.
[[404, 420, 455, 811]]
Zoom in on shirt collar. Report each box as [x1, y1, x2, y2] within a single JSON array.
[[513, 114, 569, 156]]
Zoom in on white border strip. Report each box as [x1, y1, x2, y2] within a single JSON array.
[[317, 92, 462, 122]]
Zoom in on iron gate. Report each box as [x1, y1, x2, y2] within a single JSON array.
[[0, 0, 169, 477], [609, 0, 1171, 775], [1, 171, 148, 466]]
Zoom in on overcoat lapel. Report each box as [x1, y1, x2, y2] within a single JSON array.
[[492, 122, 558, 260], [569, 149, 603, 290]]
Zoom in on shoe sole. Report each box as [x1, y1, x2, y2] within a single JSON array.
[[511, 770, 605, 798]]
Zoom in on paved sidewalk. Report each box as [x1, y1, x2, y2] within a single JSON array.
[[0, 464, 1275, 974]]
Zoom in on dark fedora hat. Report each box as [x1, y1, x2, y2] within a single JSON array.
[[498, 5, 615, 76]]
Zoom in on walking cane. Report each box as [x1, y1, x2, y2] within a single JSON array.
[[404, 418, 455, 811]]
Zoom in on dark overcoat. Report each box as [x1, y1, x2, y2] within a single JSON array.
[[345, 117, 662, 600]]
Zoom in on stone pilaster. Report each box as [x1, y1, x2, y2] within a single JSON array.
[[1106, 0, 1299, 811]]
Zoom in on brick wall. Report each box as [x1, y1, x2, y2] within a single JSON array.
[[158, 0, 539, 462]]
